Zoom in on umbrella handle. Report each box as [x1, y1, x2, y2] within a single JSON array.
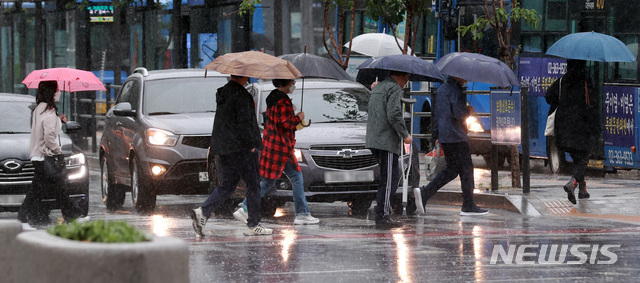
[[301, 119, 311, 127]]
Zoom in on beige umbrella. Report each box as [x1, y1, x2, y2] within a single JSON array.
[[204, 51, 302, 79]]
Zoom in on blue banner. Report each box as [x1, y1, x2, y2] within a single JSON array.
[[491, 90, 521, 145], [519, 57, 566, 97], [603, 85, 638, 167]]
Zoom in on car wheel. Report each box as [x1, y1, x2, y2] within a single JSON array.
[[347, 200, 372, 215], [101, 156, 125, 211], [547, 136, 569, 174], [131, 157, 157, 212]]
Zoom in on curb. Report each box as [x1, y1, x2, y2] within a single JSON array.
[[427, 191, 541, 216]]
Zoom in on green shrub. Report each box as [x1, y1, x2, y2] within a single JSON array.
[[47, 220, 149, 243]]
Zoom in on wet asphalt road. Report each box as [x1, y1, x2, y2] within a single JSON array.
[[3, 164, 640, 282]]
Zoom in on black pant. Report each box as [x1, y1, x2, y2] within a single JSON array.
[[201, 150, 262, 227], [420, 141, 476, 208], [567, 149, 589, 183], [18, 161, 84, 223], [371, 148, 400, 220]]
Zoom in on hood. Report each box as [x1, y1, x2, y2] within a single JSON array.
[[144, 112, 214, 135], [0, 132, 74, 161], [294, 122, 367, 148]]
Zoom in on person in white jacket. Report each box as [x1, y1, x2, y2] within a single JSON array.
[[17, 81, 89, 230]]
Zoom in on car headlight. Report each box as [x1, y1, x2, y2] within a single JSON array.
[[146, 128, 178, 146], [466, 116, 484, 133], [294, 149, 304, 163], [65, 153, 86, 167]]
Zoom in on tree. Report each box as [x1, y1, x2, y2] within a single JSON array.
[[457, 0, 540, 188], [362, 0, 431, 55], [322, 0, 357, 70], [457, 0, 540, 69]]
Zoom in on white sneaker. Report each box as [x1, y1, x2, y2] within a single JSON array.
[[233, 207, 248, 224], [75, 216, 91, 224], [414, 187, 426, 214], [243, 224, 273, 236], [190, 207, 207, 237], [294, 214, 320, 225], [21, 223, 36, 231]]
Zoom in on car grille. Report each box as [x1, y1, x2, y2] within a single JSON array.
[[309, 144, 367, 151], [164, 160, 208, 179], [182, 136, 210, 149], [311, 154, 377, 170], [0, 161, 34, 183]]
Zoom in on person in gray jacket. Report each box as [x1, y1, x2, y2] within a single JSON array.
[[365, 71, 412, 229], [18, 81, 89, 230], [413, 76, 488, 216]]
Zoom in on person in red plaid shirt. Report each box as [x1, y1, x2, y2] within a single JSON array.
[[234, 79, 319, 225]]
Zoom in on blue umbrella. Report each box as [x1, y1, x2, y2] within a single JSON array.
[[546, 32, 636, 62], [435, 52, 520, 87], [356, 54, 444, 82]]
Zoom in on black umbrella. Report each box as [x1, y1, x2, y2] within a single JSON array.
[[279, 49, 353, 128], [278, 52, 353, 81], [356, 54, 443, 88]]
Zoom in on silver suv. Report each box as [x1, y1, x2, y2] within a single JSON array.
[[99, 68, 229, 212], [248, 79, 420, 216]]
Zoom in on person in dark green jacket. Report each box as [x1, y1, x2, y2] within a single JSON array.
[[365, 71, 412, 229]]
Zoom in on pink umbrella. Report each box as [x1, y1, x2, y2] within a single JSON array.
[[22, 68, 106, 92]]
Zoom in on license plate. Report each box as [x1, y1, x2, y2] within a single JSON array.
[[587, 159, 604, 169], [198, 172, 209, 182], [325, 170, 374, 183]]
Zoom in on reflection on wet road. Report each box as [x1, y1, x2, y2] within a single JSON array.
[[83, 197, 640, 282]]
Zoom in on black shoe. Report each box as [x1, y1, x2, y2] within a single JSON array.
[[578, 182, 590, 199], [563, 183, 577, 204], [460, 205, 489, 216], [375, 216, 403, 229]]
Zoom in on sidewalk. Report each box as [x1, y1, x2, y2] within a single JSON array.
[[418, 155, 640, 222]]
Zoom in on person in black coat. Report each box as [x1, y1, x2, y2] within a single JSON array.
[[545, 59, 600, 204], [190, 75, 272, 237]]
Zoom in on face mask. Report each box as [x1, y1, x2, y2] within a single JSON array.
[[54, 90, 61, 101], [289, 84, 296, 94]]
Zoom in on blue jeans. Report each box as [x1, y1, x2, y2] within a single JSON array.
[[201, 150, 261, 227], [242, 159, 310, 216], [420, 141, 475, 208]]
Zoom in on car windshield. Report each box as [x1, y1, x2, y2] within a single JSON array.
[[259, 87, 369, 123], [143, 77, 228, 115], [0, 101, 32, 133]]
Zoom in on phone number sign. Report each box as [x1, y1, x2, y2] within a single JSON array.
[[603, 85, 638, 167]]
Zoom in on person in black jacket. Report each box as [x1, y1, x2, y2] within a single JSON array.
[[545, 59, 600, 204], [190, 75, 272, 237]]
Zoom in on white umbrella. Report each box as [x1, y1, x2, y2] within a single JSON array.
[[344, 33, 411, 57]]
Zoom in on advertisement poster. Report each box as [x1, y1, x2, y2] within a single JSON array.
[[491, 90, 521, 145], [603, 85, 638, 167]]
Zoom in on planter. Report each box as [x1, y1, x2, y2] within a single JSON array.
[[13, 228, 189, 283]]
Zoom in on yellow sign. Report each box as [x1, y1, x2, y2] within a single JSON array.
[[587, 159, 604, 169]]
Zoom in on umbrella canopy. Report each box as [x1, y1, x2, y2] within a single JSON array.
[[546, 31, 636, 62], [22, 68, 106, 92], [357, 54, 443, 82], [344, 33, 411, 57], [279, 53, 353, 81], [204, 51, 302, 80], [435, 52, 520, 87]]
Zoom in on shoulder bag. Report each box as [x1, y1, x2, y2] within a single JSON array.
[[544, 78, 562, 136]]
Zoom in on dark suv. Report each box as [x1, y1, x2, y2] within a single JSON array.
[[248, 79, 420, 215], [0, 93, 89, 215], [99, 68, 229, 212]]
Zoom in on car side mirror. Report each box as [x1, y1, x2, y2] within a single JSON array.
[[65, 121, 81, 134], [113, 102, 136, 117]]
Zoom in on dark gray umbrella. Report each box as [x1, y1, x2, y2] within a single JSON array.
[[278, 53, 353, 81], [356, 54, 444, 82], [435, 52, 520, 87]]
